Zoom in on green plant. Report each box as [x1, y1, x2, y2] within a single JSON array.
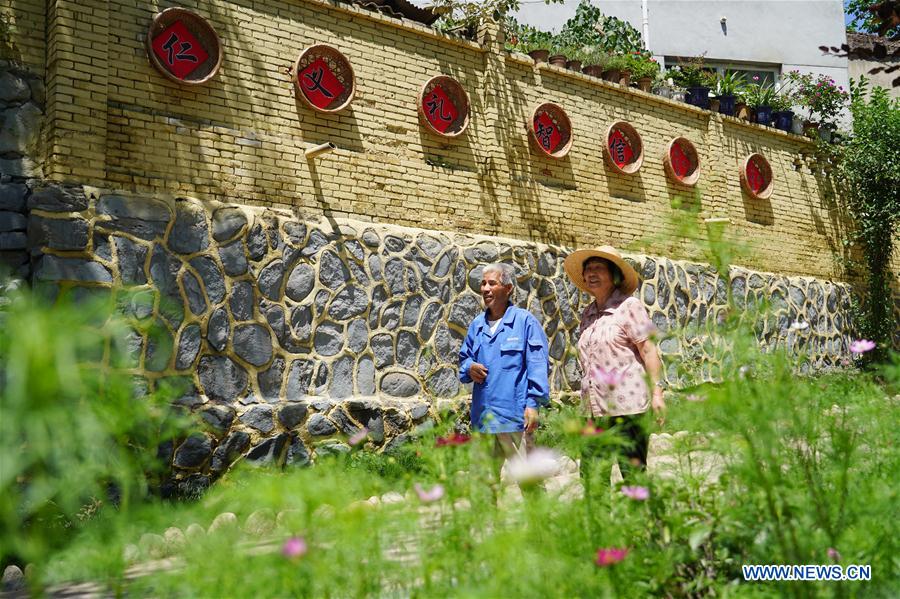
[[581, 47, 609, 67], [604, 53, 628, 72], [669, 56, 715, 88], [839, 78, 900, 361], [0, 287, 180, 579], [714, 70, 745, 97], [769, 89, 794, 112], [436, 0, 563, 37], [504, 19, 553, 52], [628, 52, 660, 80], [784, 70, 849, 125], [553, 0, 644, 54], [744, 77, 776, 107]]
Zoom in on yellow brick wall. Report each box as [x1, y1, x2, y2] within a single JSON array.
[[0, 0, 44, 73], [13, 0, 893, 281]]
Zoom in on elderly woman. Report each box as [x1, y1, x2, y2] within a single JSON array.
[[563, 246, 665, 479]]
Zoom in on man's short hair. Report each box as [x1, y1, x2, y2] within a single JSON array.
[[483, 262, 516, 286]]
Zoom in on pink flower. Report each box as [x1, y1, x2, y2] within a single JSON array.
[[348, 428, 369, 446], [413, 483, 445, 503], [621, 486, 650, 501], [849, 339, 876, 354], [581, 420, 605, 436], [506, 447, 562, 486], [591, 366, 624, 388], [685, 393, 704, 402], [827, 547, 841, 561], [282, 536, 308, 559], [435, 433, 471, 447], [595, 547, 629, 567]]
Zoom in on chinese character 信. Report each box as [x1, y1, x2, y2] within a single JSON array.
[[162, 32, 199, 65], [610, 138, 627, 163], [303, 67, 335, 98]]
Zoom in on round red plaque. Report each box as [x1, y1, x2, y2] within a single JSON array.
[[294, 45, 356, 113], [418, 76, 470, 137], [663, 137, 700, 187], [605, 121, 644, 174], [740, 153, 774, 200], [528, 103, 573, 159], [147, 7, 222, 85]]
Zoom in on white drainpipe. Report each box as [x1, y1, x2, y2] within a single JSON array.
[[641, 0, 650, 50]]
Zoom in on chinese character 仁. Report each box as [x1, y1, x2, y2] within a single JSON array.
[[162, 32, 199, 65]]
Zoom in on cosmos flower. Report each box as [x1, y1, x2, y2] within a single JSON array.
[[591, 366, 625, 388], [282, 536, 308, 559], [620, 486, 650, 501], [435, 433, 471, 447], [849, 339, 876, 354], [348, 428, 369, 446], [506, 447, 562, 486], [827, 547, 841, 562], [595, 547, 629, 567], [413, 483, 445, 503]]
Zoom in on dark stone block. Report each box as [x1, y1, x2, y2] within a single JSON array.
[[210, 431, 251, 474], [463, 242, 499, 264], [329, 285, 368, 320], [285, 435, 311, 467], [371, 333, 394, 368], [259, 357, 285, 401], [278, 402, 309, 429], [258, 259, 285, 301], [448, 294, 481, 329], [396, 330, 419, 369], [426, 367, 459, 398], [285, 262, 315, 301], [113, 236, 148, 285], [307, 413, 337, 436], [361, 229, 380, 247], [227, 280, 253, 321], [27, 215, 88, 250], [174, 433, 212, 469], [314, 320, 344, 356], [27, 184, 88, 212], [0, 231, 25, 250], [380, 372, 420, 397], [420, 301, 443, 342], [200, 405, 235, 435], [435, 323, 463, 363], [145, 323, 173, 372], [380, 300, 402, 330], [182, 270, 207, 316], [245, 433, 290, 465], [319, 250, 349, 289], [34, 255, 112, 283], [330, 405, 362, 435], [218, 240, 248, 276], [452, 260, 466, 292], [96, 195, 170, 240], [208, 307, 229, 352], [286, 359, 314, 398], [300, 229, 328, 257], [190, 255, 225, 304], [290, 304, 313, 341], [198, 355, 248, 403], [240, 405, 275, 433], [384, 235, 406, 252], [176, 323, 201, 370], [247, 222, 268, 260], [233, 323, 273, 367], [169, 201, 210, 254], [212, 207, 247, 242], [329, 354, 354, 398], [368, 254, 383, 281], [356, 355, 376, 395], [0, 183, 27, 211]]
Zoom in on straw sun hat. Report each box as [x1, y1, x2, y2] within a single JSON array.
[[563, 246, 640, 296]]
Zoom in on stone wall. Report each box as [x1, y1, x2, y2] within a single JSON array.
[[5, 0, 888, 281], [25, 183, 857, 485]]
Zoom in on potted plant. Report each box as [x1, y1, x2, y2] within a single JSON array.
[[670, 56, 714, 108], [769, 89, 795, 132], [629, 52, 659, 92], [581, 48, 607, 78], [548, 40, 568, 68], [565, 47, 586, 72], [744, 77, 776, 125], [603, 53, 627, 82], [510, 25, 553, 63], [714, 70, 745, 116], [783, 70, 849, 137]]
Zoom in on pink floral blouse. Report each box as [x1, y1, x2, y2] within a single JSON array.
[[577, 289, 655, 417]]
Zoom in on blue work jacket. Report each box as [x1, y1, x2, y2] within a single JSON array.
[[458, 303, 550, 433]]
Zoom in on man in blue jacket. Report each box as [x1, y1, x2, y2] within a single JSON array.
[[458, 262, 550, 460]]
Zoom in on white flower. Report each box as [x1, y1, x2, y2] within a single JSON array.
[[505, 447, 562, 486], [789, 320, 809, 331]]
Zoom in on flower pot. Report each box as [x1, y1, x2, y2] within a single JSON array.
[[819, 124, 833, 143], [791, 114, 804, 135], [754, 105, 773, 126], [772, 110, 794, 132], [637, 77, 653, 92], [735, 102, 750, 120], [566, 59, 582, 72], [709, 98, 720, 113], [687, 86, 710, 109], [717, 94, 736, 116], [549, 54, 567, 68], [528, 49, 550, 63], [602, 68, 620, 82], [618, 70, 632, 86], [582, 64, 604, 78]]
